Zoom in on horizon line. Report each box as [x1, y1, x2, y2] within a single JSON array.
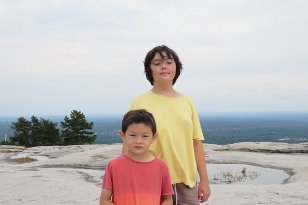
[[1, 111, 308, 119]]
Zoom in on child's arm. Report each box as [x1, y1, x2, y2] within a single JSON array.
[[161, 195, 173, 205], [99, 189, 114, 205], [193, 139, 211, 203]]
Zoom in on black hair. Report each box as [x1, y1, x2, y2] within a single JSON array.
[[121, 109, 157, 135]]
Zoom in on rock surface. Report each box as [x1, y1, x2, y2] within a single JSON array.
[[225, 142, 308, 153], [0, 142, 307, 205]]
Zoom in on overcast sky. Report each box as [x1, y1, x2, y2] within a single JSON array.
[[1, 0, 307, 117]]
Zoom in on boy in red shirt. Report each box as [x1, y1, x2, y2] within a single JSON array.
[[100, 109, 173, 205]]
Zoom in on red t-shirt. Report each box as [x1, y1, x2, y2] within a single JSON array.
[[102, 155, 174, 205]]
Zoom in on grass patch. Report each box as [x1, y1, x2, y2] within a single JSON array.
[[14, 157, 37, 163]]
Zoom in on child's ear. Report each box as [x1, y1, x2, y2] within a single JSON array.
[[118, 130, 125, 140]]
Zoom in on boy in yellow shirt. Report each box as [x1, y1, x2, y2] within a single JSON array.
[[128, 45, 211, 204]]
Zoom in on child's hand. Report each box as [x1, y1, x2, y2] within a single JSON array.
[[198, 181, 211, 203]]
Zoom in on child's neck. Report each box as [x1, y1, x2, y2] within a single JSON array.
[[152, 85, 180, 98], [126, 151, 155, 162]]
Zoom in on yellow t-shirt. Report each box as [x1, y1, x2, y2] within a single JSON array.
[[129, 91, 204, 187]]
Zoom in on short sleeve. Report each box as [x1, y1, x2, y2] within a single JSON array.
[[102, 162, 113, 191], [161, 162, 174, 196], [186, 96, 204, 141], [192, 106, 204, 140]]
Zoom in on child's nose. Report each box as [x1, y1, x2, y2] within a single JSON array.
[[161, 62, 167, 69], [135, 136, 142, 143]]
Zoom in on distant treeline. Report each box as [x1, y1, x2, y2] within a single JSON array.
[[1, 113, 308, 145], [1, 110, 96, 147]]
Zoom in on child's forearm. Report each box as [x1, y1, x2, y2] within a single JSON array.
[[99, 189, 115, 205], [100, 200, 115, 205], [193, 140, 209, 183], [193, 140, 211, 202], [161, 195, 173, 205]]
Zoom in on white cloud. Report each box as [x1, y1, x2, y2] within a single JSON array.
[[0, 0, 308, 115]]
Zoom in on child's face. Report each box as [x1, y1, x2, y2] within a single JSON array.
[[120, 123, 156, 158], [150, 51, 176, 85]]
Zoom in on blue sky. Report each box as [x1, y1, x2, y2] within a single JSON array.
[[1, 0, 307, 116]]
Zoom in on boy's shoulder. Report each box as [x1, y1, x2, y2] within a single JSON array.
[[107, 155, 126, 166], [181, 94, 192, 101], [154, 157, 166, 164], [132, 91, 152, 100], [154, 157, 170, 170]]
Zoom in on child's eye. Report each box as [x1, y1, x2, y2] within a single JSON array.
[[142, 135, 149, 138], [153, 62, 161, 66]]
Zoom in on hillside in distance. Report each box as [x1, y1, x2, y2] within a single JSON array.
[[92, 112, 308, 145], [200, 112, 308, 144], [1, 113, 308, 145]]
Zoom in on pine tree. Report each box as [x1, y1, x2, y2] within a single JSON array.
[[9, 116, 60, 147], [60, 110, 96, 145], [10, 117, 32, 146]]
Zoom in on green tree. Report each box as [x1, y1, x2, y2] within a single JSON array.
[[10, 117, 32, 146], [30, 116, 61, 146], [60, 110, 96, 145], [9, 116, 60, 147]]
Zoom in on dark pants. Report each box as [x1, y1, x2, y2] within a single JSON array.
[[172, 183, 200, 205]]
